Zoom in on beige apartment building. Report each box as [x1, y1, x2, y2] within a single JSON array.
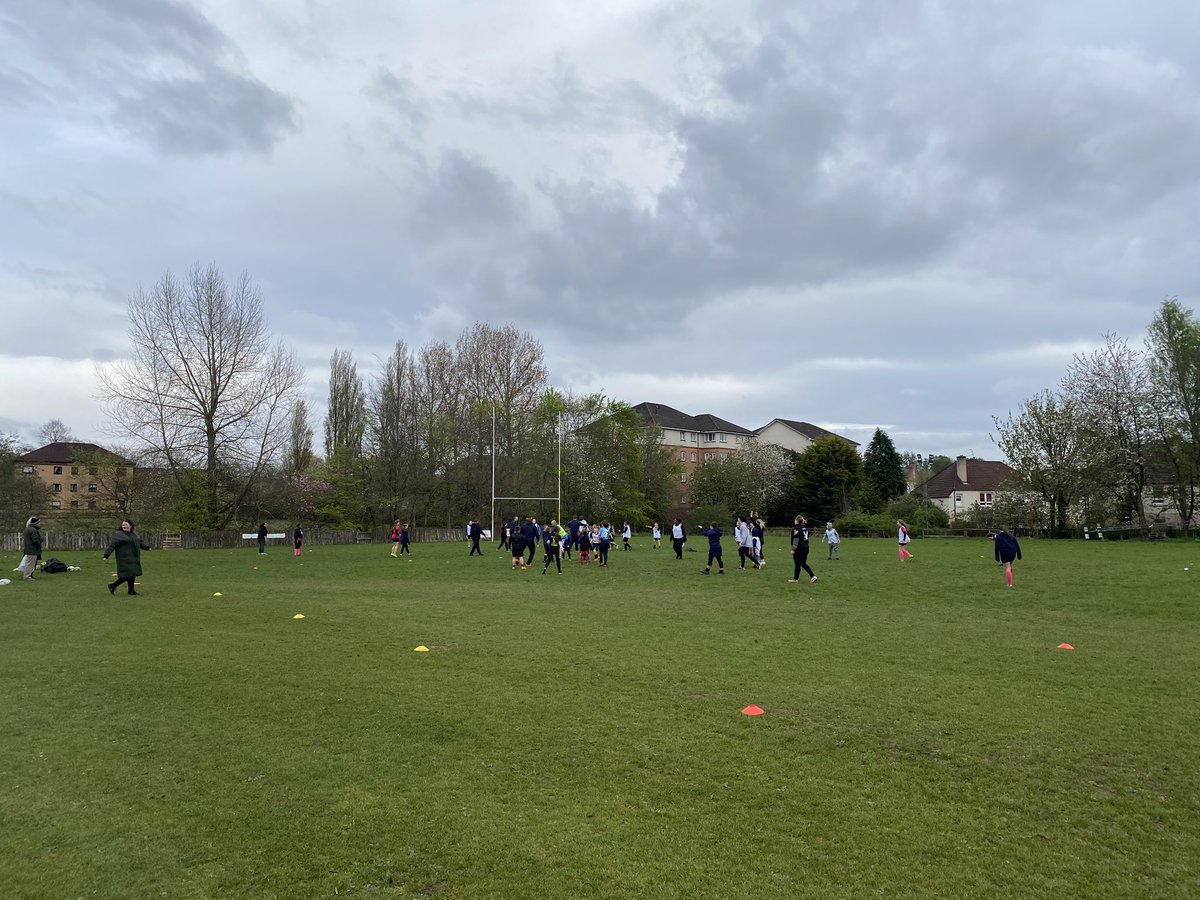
[[13, 441, 135, 514]]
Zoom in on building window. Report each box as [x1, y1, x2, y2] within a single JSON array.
[[979, 492, 993, 508], [719, 434, 727, 443], [70, 483, 77, 492], [680, 473, 687, 483], [706, 432, 715, 442], [70, 500, 79, 508], [719, 452, 728, 461], [955, 493, 962, 503], [690, 451, 697, 462], [87, 501, 97, 509], [53, 465, 63, 475], [71, 466, 79, 475], [680, 450, 686, 461], [22, 465, 33, 474], [1150, 497, 1166, 506], [52, 483, 61, 493], [89, 467, 98, 476], [679, 430, 687, 440], [88, 483, 98, 492], [51, 500, 61, 508]]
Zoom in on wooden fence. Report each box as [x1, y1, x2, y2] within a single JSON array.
[[0, 527, 469, 553]]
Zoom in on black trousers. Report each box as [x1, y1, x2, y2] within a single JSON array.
[[672, 538, 684, 559]]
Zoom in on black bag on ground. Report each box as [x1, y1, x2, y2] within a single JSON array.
[[41, 558, 69, 574]]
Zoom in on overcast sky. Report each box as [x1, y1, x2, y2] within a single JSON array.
[[2, 0, 1197, 460]]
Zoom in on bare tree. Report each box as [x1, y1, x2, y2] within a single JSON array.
[[37, 419, 73, 445], [98, 264, 304, 529]]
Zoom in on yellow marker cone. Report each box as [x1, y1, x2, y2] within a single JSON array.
[[414, 645, 430, 652], [293, 613, 305, 619], [213, 592, 223, 597]]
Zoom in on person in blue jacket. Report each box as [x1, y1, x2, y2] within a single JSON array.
[[993, 527, 1022, 587], [700, 523, 725, 575]]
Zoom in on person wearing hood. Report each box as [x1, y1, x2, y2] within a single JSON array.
[[103, 519, 151, 596], [19, 516, 43, 581], [993, 527, 1022, 588]]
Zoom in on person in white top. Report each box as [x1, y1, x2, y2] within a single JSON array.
[[651, 522, 662, 549], [897, 519, 914, 561], [671, 519, 686, 559], [734, 515, 762, 570], [822, 522, 840, 560], [622, 521, 633, 550]]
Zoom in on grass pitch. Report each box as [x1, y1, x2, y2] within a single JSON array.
[[2, 536, 1199, 898]]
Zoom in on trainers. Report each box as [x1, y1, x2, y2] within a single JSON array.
[[702, 569, 710, 575], [809, 576, 818, 584]]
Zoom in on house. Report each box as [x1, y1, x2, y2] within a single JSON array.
[[919, 456, 1014, 518], [755, 418, 860, 455], [13, 441, 135, 514], [631, 402, 755, 485]]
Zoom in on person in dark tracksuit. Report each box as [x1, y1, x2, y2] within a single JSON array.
[[542, 522, 562, 574], [468, 520, 483, 555], [993, 528, 1022, 587], [700, 523, 724, 575], [257, 522, 268, 555], [788, 515, 817, 584]]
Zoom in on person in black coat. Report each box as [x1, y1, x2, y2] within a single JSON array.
[[104, 519, 151, 595], [468, 520, 483, 555], [788, 515, 817, 584], [257, 522, 268, 555], [19, 516, 43, 581]]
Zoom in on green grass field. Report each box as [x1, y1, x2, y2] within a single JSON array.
[[2, 536, 1199, 898]]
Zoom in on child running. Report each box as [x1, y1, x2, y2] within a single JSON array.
[[993, 527, 1022, 587], [897, 519, 914, 561], [700, 522, 725, 575]]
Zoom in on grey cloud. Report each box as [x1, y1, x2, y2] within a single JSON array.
[[113, 69, 297, 155], [366, 67, 430, 134], [4, 0, 297, 155]]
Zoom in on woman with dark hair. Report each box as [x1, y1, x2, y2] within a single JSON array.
[[103, 519, 151, 595]]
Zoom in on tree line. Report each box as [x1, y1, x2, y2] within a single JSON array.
[[4, 265, 933, 532], [993, 298, 1200, 535]]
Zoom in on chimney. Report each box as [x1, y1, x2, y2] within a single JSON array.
[[956, 455, 967, 483]]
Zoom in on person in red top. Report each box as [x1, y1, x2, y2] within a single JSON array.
[[390, 521, 402, 557]]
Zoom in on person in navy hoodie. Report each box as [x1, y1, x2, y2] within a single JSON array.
[[993, 527, 1022, 587], [700, 522, 725, 575]]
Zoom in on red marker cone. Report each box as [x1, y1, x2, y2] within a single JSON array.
[[1057, 643, 1074, 650], [741, 704, 764, 716]]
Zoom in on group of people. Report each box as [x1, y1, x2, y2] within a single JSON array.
[[494, 516, 628, 572]]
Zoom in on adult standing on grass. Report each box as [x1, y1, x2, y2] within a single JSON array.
[[597, 521, 613, 567], [104, 519, 151, 596], [496, 520, 509, 553], [823, 522, 840, 560], [700, 522, 725, 575], [622, 521, 632, 551], [19, 516, 43, 581], [671, 518, 686, 559], [257, 522, 268, 555], [468, 519, 484, 556], [993, 527, 1022, 587], [788, 516, 817, 584], [897, 519, 914, 562], [293, 524, 304, 557]]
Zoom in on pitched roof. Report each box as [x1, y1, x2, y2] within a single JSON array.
[[632, 402, 753, 436], [920, 458, 1015, 497], [756, 417, 860, 447], [15, 441, 133, 466]]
